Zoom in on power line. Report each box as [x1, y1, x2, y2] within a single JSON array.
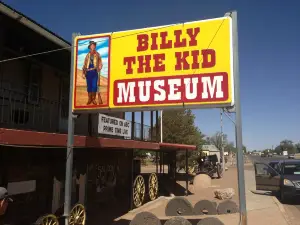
[[182, 14, 231, 94], [0, 14, 231, 64], [0, 23, 181, 64], [191, 13, 231, 76]]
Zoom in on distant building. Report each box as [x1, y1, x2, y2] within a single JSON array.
[[202, 145, 220, 160]]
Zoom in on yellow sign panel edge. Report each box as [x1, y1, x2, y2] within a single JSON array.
[[71, 15, 234, 112], [73, 16, 229, 40]]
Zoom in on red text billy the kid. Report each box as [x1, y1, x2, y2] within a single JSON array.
[[114, 27, 229, 106]]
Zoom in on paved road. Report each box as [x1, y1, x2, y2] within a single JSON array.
[[248, 155, 300, 224], [249, 154, 287, 163]]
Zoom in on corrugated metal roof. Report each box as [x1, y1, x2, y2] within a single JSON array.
[[202, 145, 220, 152], [0, 2, 71, 48]]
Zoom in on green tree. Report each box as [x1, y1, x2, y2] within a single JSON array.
[[152, 109, 205, 168], [153, 109, 204, 146], [275, 140, 296, 154], [224, 142, 236, 153], [294, 143, 300, 153], [242, 145, 247, 154]]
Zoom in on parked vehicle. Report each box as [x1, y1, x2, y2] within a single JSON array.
[[254, 160, 300, 203], [261, 152, 267, 157], [288, 154, 295, 159], [267, 153, 273, 157], [196, 154, 223, 179], [268, 160, 280, 171]]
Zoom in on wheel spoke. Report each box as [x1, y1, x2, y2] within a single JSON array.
[[148, 173, 158, 201], [133, 175, 145, 207], [69, 204, 86, 225]]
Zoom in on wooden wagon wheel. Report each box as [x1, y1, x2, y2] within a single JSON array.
[[69, 203, 86, 225], [35, 214, 59, 225], [133, 175, 145, 208], [148, 173, 158, 201]]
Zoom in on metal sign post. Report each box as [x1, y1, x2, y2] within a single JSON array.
[[63, 33, 79, 225], [220, 109, 225, 174], [226, 11, 248, 225], [160, 110, 163, 143]]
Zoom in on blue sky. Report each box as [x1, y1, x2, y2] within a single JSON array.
[[4, 0, 300, 150], [77, 37, 109, 77]]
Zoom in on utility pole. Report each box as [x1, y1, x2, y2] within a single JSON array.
[[220, 109, 225, 174]]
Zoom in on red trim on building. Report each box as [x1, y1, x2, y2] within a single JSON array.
[[0, 128, 196, 151], [159, 142, 197, 151], [0, 128, 159, 150]]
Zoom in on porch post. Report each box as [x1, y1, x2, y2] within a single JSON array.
[[150, 111, 153, 141], [159, 152, 162, 174], [131, 112, 135, 140], [130, 149, 134, 210], [162, 152, 165, 174], [173, 152, 177, 193], [185, 150, 188, 196], [155, 111, 159, 142], [156, 151, 158, 174], [88, 114, 92, 136], [78, 174, 86, 204], [51, 177, 61, 213], [140, 111, 144, 140]]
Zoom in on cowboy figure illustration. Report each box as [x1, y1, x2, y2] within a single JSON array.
[[82, 41, 103, 105]]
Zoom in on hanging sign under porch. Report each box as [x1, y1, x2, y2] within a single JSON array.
[[98, 113, 132, 139]]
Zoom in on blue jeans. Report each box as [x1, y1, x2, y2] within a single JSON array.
[[86, 69, 98, 93]]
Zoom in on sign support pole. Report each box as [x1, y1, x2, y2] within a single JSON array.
[[220, 109, 225, 173], [160, 110, 163, 143], [63, 33, 78, 225], [227, 11, 247, 225]]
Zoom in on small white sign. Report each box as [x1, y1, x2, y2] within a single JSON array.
[[98, 113, 132, 139], [7, 180, 36, 195]]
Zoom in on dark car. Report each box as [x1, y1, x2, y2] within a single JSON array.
[[261, 153, 267, 157], [288, 154, 295, 159], [254, 160, 300, 203], [268, 160, 280, 171]]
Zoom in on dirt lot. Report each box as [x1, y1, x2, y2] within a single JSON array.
[[112, 165, 242, 224]]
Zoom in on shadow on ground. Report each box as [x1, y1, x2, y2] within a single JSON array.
[[252, 189, 300, 207], [276, 196, 300, 206], [114, 218, 222, 225]]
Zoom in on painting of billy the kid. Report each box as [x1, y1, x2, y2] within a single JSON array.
[[75, 36, 110, 107]]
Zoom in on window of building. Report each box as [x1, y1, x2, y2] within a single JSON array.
[[28, 64, 41, 104]]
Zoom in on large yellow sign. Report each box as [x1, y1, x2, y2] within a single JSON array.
[[72, 16, 233, 112]]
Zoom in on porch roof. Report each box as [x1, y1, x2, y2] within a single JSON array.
[[0, 128, 196, 151], [159, 142, 197, 151]]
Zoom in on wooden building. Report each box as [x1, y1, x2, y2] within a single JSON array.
[[0, 2, 196, 225]]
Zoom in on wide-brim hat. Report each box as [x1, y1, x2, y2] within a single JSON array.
[[88, 41, 97, 49]]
